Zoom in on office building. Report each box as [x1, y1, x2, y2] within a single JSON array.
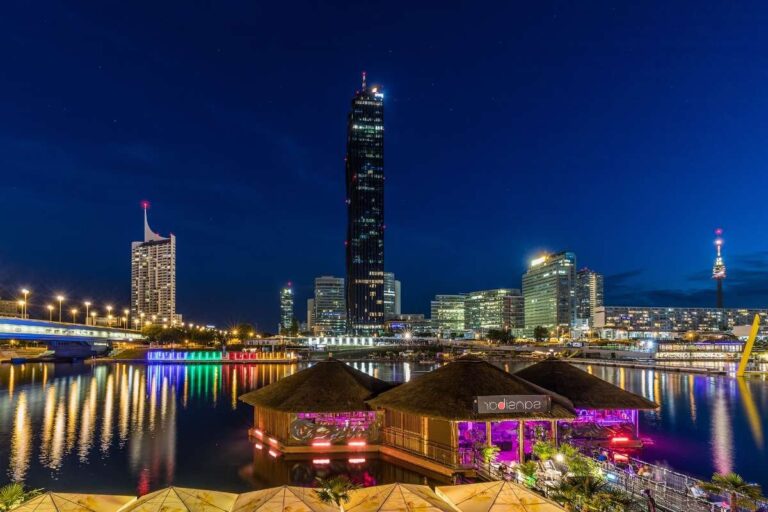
[[522, 252, 577, 335], [594, 306, 768, 338], [576, 268, 604, 327], [385, 314, 432, 334], [131, 203, 179, 325], [313, 276, 346, 335], [383, 272, 401, 319], [345, 73, 385, 333], [307, 298, 315, 331], [280, 283, 294, 332], [464, 289, 523, 334], [430, 295, 466, 337], [0, 300, 21, 318]]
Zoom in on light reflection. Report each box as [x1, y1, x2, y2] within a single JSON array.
[[711, 384, 734, 474], [10, 392, 30, 482], [737, 378, 763, 448]]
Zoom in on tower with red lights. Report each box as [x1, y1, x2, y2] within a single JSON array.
[[712, 228, 726, 309]]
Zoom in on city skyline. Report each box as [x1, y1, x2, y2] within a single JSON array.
[[2, 2, 768, 327]]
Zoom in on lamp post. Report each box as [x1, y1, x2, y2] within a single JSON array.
[[56, 295, 65, 322], [17, 300, 25, 319], [20, 289, 29, 319], [123, 309, 130, 329], [91, 311, 97, 325], [84, 302, 91, 325], [46, 304, 54, 321], [106, 306, 113, 326], [140, 312, 145, 330], [70, 309, 78, 324]]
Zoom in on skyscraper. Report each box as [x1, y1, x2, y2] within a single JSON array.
[[131, 202, 178, 325], [280, 283, 294, 332], [575, 268, 604, 327], [522, 252, 577, 336], [383, 272, 401, 319], [345, 72, 385, 333], [313, 276, 346, 335]]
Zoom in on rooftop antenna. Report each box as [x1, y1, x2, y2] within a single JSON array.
[[712, 228, 726, 309], [361, 70, 367, 90]]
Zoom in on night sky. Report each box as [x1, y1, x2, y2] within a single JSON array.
[[2, 2, 768, 329]]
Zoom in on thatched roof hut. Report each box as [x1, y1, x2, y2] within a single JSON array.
[[14, 492, 135, 512], [345, 483, 457, 511], [367, 357, 575, 420], [515, 360, 658, 410], [239, 359, 393, 413]]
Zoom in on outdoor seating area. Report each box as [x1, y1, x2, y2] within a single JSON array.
[[8, 482, 566, 512]]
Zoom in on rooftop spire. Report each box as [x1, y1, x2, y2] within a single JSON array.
[[361, 70, 367, 90], [142, 201, 167, 242]]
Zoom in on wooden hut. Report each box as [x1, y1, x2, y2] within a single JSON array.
[[367, 357, 575, 473], [239, 359, 393, 452], [515, 360, 658, 448]]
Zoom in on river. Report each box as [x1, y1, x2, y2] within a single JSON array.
[[0, 360, 766, 494]]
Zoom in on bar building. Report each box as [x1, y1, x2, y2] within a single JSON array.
[[523, 252, 576, 336], [131, 203, 179, 325], [345, 73, 385, 334]]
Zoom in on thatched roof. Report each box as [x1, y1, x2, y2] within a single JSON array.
[[515, 360, 658, 410], [14, 492, 135, 512], [117, 487, 237, 512], [239, 359, 394, 413], [367, 358, 575, 420], [435, 481, 565, 512], [231, 486, 336, 512], [345, 483, 456, 511]]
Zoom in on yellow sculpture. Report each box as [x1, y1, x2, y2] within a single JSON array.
[[736, 314, 760, 377]]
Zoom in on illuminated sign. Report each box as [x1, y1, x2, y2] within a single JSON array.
[[474, 395, 551, 414], [530, 256, 547, 267]]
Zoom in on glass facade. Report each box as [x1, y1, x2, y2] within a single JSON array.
[[313, 276, 346, 335], [345, 75, 385, 333], [430, 295, 466, 336], [279, 285, 293, 331], [522, 252, 577, 335], [595, 306, 768, 336], [383, 272, 400, 319], [576, 268, 604, 327], [464, 289, 522, 333]]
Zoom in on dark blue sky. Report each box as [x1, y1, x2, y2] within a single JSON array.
[[2, 1, 768, 329]]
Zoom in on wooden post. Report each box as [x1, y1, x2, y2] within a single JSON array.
[[552, 420, 558, 447], [518, 420, 525, 462]]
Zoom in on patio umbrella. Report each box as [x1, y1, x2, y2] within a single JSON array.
[[435, 481, 565, 512], [344, 483, 458, 511], [117, 487, 237, 512], [13, 492, 135, 512], [230, 486, 337, 512]]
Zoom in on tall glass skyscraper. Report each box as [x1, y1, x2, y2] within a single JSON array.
[[345, 73, 385, 333], [279, 283, 294, 333], [522, 251, 577, 336]]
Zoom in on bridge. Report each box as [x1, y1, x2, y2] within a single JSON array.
[[0, 317, 144, 359]]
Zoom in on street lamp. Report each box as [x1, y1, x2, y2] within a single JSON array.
[[46, 304, 54, 321], [84, 301, 91, 324], [56, 295, 65, 322], [91, 311, 97, 325], [70, 308, 78, 323], [17, 300, 25, 318], [20, 289, 29, 319], [140, 312, 145, 329], [106, 305, 113, 326], [123, 309, 130, 328], [121, 316, 127, 328]]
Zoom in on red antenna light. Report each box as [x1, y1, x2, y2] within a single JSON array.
[[715, 227, 723, 236], [141, 200, 150, 210]]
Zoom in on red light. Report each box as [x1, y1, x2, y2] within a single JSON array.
[[610, 436, 630, 443], [253, 429, 263, 438], [349, 458, 366, 464], [254, 442, 263, 450], [614, 453, 629, 462], [268, 449, 279, 458], [141, 200, 150, 209], [715, 228, 723, 235], [348, 440, 367, 447], [312, 440, 331, 447]]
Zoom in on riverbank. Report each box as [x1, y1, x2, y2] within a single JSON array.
[[567, 358, 728, 375]]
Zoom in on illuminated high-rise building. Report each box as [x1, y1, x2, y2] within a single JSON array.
[[576, 268, 604, 327], [313, 276, 347, 335], [345, 72, 385, 333], [464, 289, 523, 334], [430, 295, 466, 337], [522, 252, 577, 335], [383, 272, 401, 319], [280, 283, 294, 332], [131, 202, 179, 324]]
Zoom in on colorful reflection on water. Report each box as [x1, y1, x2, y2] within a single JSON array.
[[0, 360, 766, 493]]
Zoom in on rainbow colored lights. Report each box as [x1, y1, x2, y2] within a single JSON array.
[[146, 350, 295, 362]]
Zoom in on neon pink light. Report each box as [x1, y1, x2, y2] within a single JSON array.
[[611, 436, 630, 443], [312, 441, 331, 447], [254, 442, 263, 450], [268, 449, 278, 458], [349, 458, 366, 464], [313, 459, 331, 464], [348, 440, 366, 447]]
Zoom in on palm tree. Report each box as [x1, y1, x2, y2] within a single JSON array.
[[0, 483, 41, 512], [551, 476, 639, 512], [315, 476, 359, 511], [701, 472, 763, 512]]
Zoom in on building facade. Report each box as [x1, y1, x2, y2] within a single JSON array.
[[464, 289, 523, 334], [131, 204, 179, 325], [594, 306, 768, 338], [345, 74, 385, 333], [576, 268, 604, 327], [430, 295, 466, 337], [383, 272, 401, 319], [279, 284, 294, 332], [306, 298, 315, 332], [313, 276, 346, 335], [522, 252, 577, 335]]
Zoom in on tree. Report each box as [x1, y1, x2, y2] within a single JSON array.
[[533, 326, 549, 342], [487, 329, 515, 344], [701, 472, 763, 512], [315, 476, 359, 511], [479, 445, 500, 464], [551, 476, 639, 512], [0, 483, 41, 512]]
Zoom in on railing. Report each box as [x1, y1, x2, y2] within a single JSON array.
[[381, 428, 460, 468]]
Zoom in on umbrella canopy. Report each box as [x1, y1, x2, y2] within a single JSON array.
[[13, 493, 135, 512], [368, 357, 574, 421], [515, 360, 658, 410], [117, 487, 237, 512], [435, 482, 565, 512], [239, 359, 394, 413], [231, 486, 336, 512], [345, 484, 457, 512]]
